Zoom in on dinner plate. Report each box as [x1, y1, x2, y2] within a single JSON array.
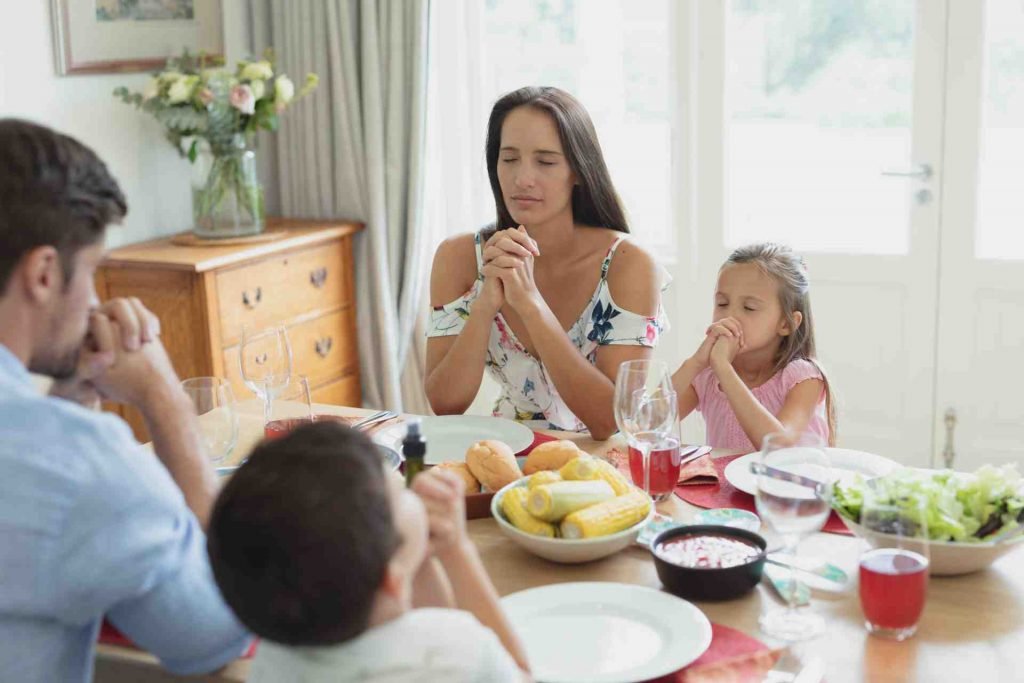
[[372, 415, 535, 465], [724, 447, 901, 496], [502, 582, 712, 683]]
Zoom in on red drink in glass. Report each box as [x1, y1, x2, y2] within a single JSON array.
[[859, 548, 929, 640], [628, 435, 681, 498], [264, 418, 311, 440]]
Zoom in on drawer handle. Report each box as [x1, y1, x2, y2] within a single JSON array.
[[310, 267, 328, 289], [242, 287, 262, 309], [315, 336, 333, 358], [254, 352, 268, 366]]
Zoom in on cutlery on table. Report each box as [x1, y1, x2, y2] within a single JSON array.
[[348, 410, 397, 431], [750, 462, 828, 496], [765, 553, 850, 592], [678, 445, 712, 468], [762, 563, 811, 606]]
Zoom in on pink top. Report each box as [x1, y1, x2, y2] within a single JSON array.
[[693, 358, 830, 451]]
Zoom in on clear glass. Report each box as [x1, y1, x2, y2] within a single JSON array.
[[181, 377, 238, 464], [859, 486, 930, 641], [613, 359, 676, 500], [976, 0, 1024, 260], [263, 375, 313, 440], [754, 431, 833, 641], [725, 0, 914, 254], [239, 325, 293, 421], [481, 0, 672, 254], [191, 132, 264, 239]]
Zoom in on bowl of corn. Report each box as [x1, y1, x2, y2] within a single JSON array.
[[490, 456, 655, 564]]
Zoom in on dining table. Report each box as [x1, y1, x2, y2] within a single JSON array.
[[94, 403, 1024, 683]]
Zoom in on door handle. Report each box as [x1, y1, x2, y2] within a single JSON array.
[[315, 336, 333, 358], [881, 163, 932, 182], [941, 408, 957, 468]]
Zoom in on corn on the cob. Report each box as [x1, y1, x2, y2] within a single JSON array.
[[560, 490, 651, 539], [527, 470, 562, 490], [559, 456, 632, 496], [501, 487, 556, 537], [527, 480, 615, 522]]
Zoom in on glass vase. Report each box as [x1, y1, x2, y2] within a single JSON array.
[[191, 135, 264, 239]]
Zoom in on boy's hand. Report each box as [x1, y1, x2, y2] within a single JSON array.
[[412, 468, 470, 558]]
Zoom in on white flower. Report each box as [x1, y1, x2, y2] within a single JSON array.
[[230, 84, 256, 115], [167, 75, 198, 104], [249, 79, 266, 101], [142, 77, 160, 101], [240, 60, 273, 81], [274, 75, 295, 105]]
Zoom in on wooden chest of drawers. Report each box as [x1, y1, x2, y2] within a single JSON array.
[[95, 218, 364, 441]]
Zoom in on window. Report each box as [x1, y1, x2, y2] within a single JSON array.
[[725, 0, 915, 254]]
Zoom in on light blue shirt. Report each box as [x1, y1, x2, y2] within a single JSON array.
[[0, 345, 251, 682]]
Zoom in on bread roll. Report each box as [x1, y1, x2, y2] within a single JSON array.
[[465, 440, 522, 492], [523, 440, 583, 475], [434, 461, 480, 494]]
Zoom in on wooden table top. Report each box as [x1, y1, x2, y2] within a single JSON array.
[[95, 405, 1024, 683]]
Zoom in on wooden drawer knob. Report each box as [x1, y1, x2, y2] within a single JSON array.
[[315, 336, 333, 358], [242, 287, 262, 309], [310, 267, 328, 289]]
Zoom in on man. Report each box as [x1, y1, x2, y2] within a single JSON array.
[[0, 119, 250, 682]]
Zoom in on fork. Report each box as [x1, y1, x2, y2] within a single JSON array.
[[349, 410, 397, 431]]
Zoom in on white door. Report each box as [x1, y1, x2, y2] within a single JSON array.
[[933, 0, 1024, 469], [681, 1, 950, 466]]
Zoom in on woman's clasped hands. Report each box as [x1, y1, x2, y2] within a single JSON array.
[[481, 226, 542, 313]]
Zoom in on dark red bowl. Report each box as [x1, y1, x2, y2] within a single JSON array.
[[651, 524, 767, 601]]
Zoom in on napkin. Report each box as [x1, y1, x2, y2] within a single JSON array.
[[677, 453, 719, 486], [680, 649, 784, 683]]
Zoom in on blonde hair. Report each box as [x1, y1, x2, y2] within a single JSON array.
[[724, 243, 837, 445]]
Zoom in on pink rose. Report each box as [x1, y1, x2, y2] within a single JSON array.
[[229, 84, 255, 115]]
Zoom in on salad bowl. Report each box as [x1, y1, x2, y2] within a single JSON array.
[[833, 464, 1024, 575]]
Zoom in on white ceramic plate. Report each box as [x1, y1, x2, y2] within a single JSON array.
[[372, 415, 534, 465], [502, 582, 712, 683], [724, 447, 900, 497]]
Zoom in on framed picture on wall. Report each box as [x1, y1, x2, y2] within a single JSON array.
[[50, 0, 223, 75]]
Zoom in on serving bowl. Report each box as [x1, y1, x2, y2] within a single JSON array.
[[650, 525, 767, 601], [490, 479, 655, 564], [837, 512, 1024, 576]]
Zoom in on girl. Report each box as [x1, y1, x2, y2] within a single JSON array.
[[671, 243, 835, 451], [424, 86, 668, 440]]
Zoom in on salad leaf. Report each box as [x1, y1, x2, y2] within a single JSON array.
[[833, 464, 1024, 543]]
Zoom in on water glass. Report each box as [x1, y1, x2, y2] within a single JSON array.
[[181, 377, 238, 464], [859, 487, 930, 640], [263, 374, 313, 440], [239, 325, 292, 419], [613, 359, 676, 499], [754, 430, 833, 641]]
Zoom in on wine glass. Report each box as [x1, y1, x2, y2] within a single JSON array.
[[754, 430, 833, 641], [181, 377, 239, 464], [239, 325, 292, 420], [613, 360, 676, 499], [859, 485, 930, 641], [263, 374, 313, 440]]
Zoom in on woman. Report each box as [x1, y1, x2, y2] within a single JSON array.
[[424, 86, 668, 440]]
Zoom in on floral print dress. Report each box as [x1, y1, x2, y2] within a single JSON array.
[[427, 232, 670, 432]]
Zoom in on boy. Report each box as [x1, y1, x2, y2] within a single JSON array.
[[207, 421, 531, 682]]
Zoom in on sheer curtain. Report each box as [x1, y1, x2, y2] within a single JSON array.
[[249, 0, 431, 411]]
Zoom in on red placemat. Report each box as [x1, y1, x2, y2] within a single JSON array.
[[98, 619, 258, 658], [647, 623, 780, 682], [674, 454, 852, 536], [518, 430, 558, 456]]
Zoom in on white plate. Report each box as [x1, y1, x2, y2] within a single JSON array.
[[502, 582, 712, 683], [372, 415, 534, 465], [724, 447, 901, 496]]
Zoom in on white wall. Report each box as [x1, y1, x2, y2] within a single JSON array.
[[0, 2, 249, 249]]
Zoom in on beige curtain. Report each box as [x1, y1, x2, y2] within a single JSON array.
[[249, 0, 430, 411]]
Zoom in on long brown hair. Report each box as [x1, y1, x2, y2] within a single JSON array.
[[485, 86, 629, 233], [725, 243, 837, 445]]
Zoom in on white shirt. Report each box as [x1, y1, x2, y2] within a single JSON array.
[[249, 609, 521, 683]]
